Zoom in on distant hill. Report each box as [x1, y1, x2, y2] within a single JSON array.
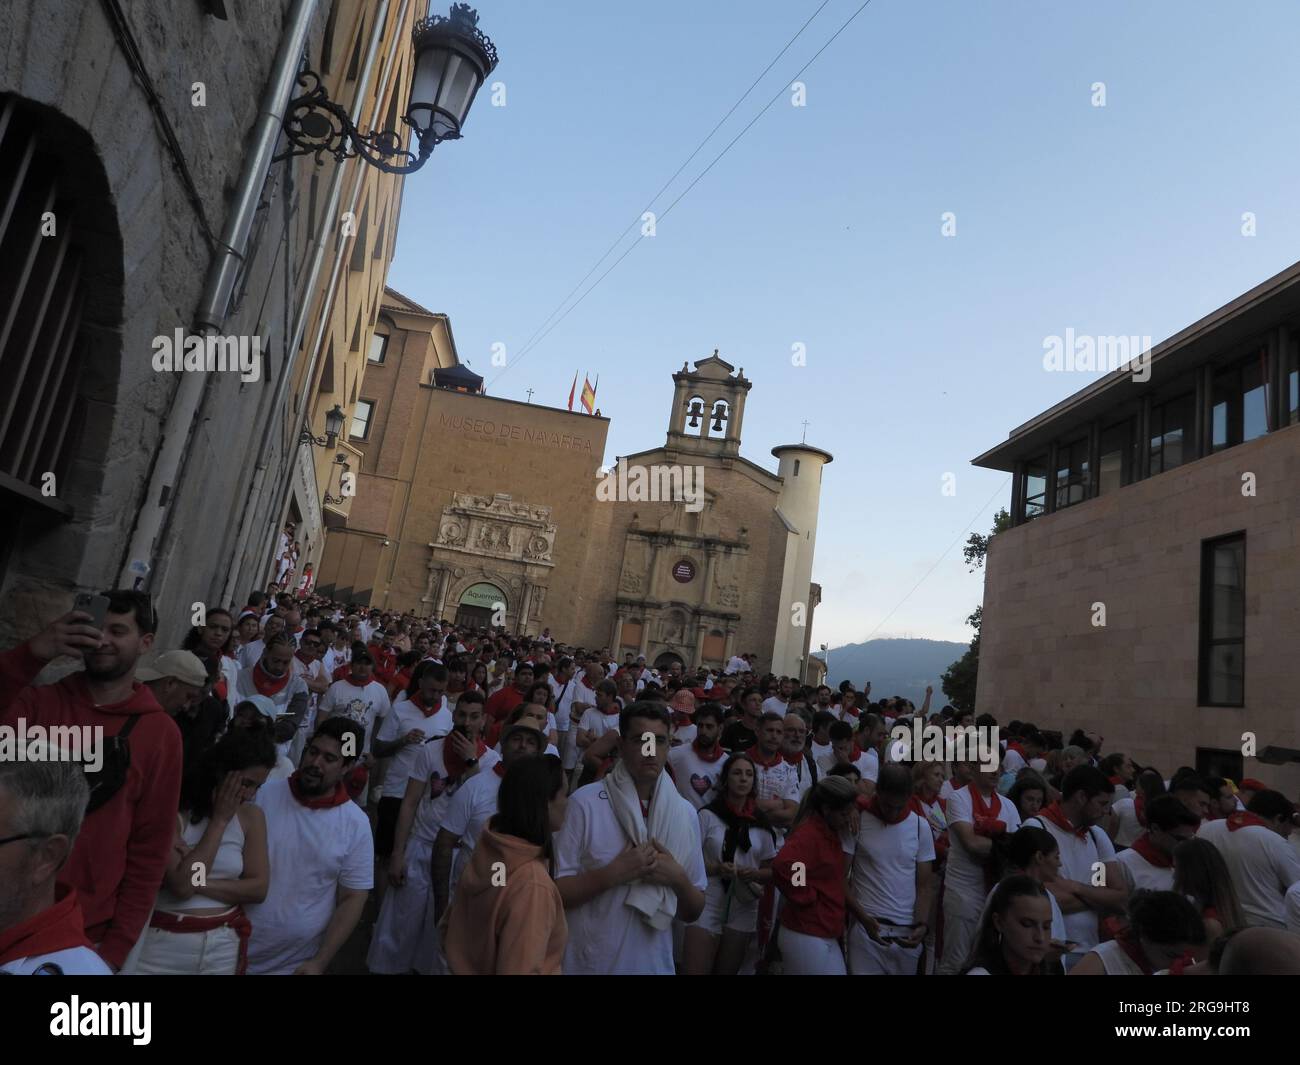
[[814, 638, 967, 706]]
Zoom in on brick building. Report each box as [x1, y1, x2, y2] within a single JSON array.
[[972, 261, 1300, 793]]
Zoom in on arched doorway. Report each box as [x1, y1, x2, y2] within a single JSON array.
[[654, 651, 685, 673], [456, 581, 506, 630]]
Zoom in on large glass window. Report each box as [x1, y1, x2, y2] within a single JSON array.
[[350, 399, 374, 440], [367, 330, 388, 364], [1098, 420, 1135, 495], [1054, 437, 1090, 509], [1022, 455, 1048, 521], [1212, 349, 1271, 452], [1149, 392, 1195, 474], [1199, 533, 1245, 707]]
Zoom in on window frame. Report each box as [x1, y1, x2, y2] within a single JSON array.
[[350, 398, 375, 441], [367, 330, 388, 365], [1197, 531, 1246, 708]]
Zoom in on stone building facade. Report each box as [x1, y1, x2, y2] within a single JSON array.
[[973, 260, 1300, 794], [318, 311, 831, 678], [0, 0, 426, 645]]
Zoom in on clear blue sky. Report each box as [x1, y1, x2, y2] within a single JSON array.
[[387, 0, 1300, 649]]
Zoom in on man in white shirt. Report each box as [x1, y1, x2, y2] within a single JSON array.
[[848, 764, 936, 975], [0, 752, 112, 975], [1197, 790, 1300, 928], [232, 634, 310, 759], [810, 711, 837, 774], [246, 718, 373, 974], [781, 712, 818, 800], [1116, 795, 1199, 892], [940, 762, 1021, 974], [761, 677, 793, 717], [724, 652, 749, 676], [316, 651, 392, 760], [829, 721, 878, 797], [372, 662, 451, 874], [432, 723, 545, 918], [1023, 765, 1128, 967], [238, 614, 286, 670], [555, 702, 706, 974], [745, 713, 799, 831], [667, 704, 727, 810]]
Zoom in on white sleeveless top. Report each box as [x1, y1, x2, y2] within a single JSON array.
[[156, 813, 246, 913], [1091, 938, 1145, 975]]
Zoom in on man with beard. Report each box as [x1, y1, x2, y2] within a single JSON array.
[[232, 634, 309, 762], [667, 703, 727, 809], [246, 717, 372, 974], [781, 712, 818, 799], [485, 661, 534, 724], [0, 592, 180, 971], [720, 687, 764, 753]]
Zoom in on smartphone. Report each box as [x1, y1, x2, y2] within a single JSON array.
[[73, 593, 111, 629]]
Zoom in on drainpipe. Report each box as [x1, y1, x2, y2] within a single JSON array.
[[219, 0, 397, 607], [117, 0, 321, 590]]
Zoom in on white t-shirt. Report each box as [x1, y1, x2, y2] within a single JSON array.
[[750, 754, 800, 808], [408, 738, 501, 846], [555, 780, 707, 975], [1111, 796, 1143, 847], [1116, 843, 1176, 892], [579, 707, 621, 741], [785, 753, 818, 799], [851, 808, 935, 923], [724, 655, 748, 675], [1024, 814, 1116, 951], [440, 765, 505, 899], [551, 675, 578, 732], [811, 739, 836, 774], [1284, 881, 1300, 935], [1, 945, 112, 975], [317, 678, 392, 755], [946, 786, 1022, 914], [1196, 818, 1300, 928], [667, 744, 726, 809], [1002, 747, 1027, 776], [246, 778, 374, 974], [760, 696, 789, 717], [374, 694, 452, 798]]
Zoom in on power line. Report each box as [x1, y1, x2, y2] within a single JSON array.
[[854, 476, 1011, 645], [490, 0, 876, 388]]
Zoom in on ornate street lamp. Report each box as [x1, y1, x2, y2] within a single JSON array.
[[277, 4, 499, 173], [323, 453, 350, 506], [301, 404, 346, 448]]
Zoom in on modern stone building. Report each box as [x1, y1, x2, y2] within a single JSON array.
[[972, 261, 1300, 793], [0, 1, 438, 645], [318, 298, 831, 678]]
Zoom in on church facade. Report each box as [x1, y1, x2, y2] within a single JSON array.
[[317, 291, 830, 679]]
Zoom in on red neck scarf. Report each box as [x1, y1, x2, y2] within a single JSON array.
[[0, 885, 94, 967], [443, 736, 488, 784], [1130, 832, 1173, 868], [1008, 741, 1027, 758], [493, 762, 507, 779], [726, 796, 757, 821], [410, 691, 441, 718], [866, 794, 909, 825], [252, 662, 290, 697], [746, 744, 782, 769], [782, 749, 806, 766], [295, 650, 315, 666], [343, 674, 371, 688], [1113, 927, 1155, 976], [692, 737, 725, 763], [1108, 774, 1126, 786], [287, 772, 351, 809], [1227, 811, 1269, 832], [968, 784, 1000, 821], [1039, 801, 1089, 839]]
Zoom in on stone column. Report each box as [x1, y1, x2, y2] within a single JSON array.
[[434, 568, 451, 619], [723, 626, 737, 663], [611, 613, 625, 652], [518, 581, 534, 635], [703, 548, 718, 603], [693, 623, 707, 670], [645, 540, 662, 600], [639, 616, 651, 658]]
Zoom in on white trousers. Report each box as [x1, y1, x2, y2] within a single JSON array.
[[848, 924, 922, 975], [367, 838, 437, 974], [779, 927, 846, 975], [128, 919, 240, 975], [938, 895, 980, 975]]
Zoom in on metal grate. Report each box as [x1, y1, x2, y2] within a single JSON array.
[[0, 96, 85, 496]]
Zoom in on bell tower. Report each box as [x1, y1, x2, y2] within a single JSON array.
[[665, 350, 751, 459]]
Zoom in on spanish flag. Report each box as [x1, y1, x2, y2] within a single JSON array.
[[580, 374, 597, 414]]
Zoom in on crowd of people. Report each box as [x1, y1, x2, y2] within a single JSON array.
[[3, 584, 1300, 977]]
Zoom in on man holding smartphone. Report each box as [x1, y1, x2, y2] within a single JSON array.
[[0, 590, 181, 972]]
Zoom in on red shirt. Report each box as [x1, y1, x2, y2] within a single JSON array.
[[772, 813, 847, 939], [485, 685, 525, 723], [0, 642, 181, 970]]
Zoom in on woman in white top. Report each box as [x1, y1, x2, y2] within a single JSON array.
[[962, 875, 1055, 975], [682, 753, 778, 976], [1068, 890, 1206, 975], [128, 731, 274, 975]]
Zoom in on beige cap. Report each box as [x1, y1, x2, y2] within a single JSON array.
[[137, 650, 208, 687]]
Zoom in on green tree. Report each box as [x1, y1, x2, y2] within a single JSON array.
[[941, 508, 1009, 712]]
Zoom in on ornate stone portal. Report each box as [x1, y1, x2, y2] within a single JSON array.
[[424, 493, 557, 633]]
